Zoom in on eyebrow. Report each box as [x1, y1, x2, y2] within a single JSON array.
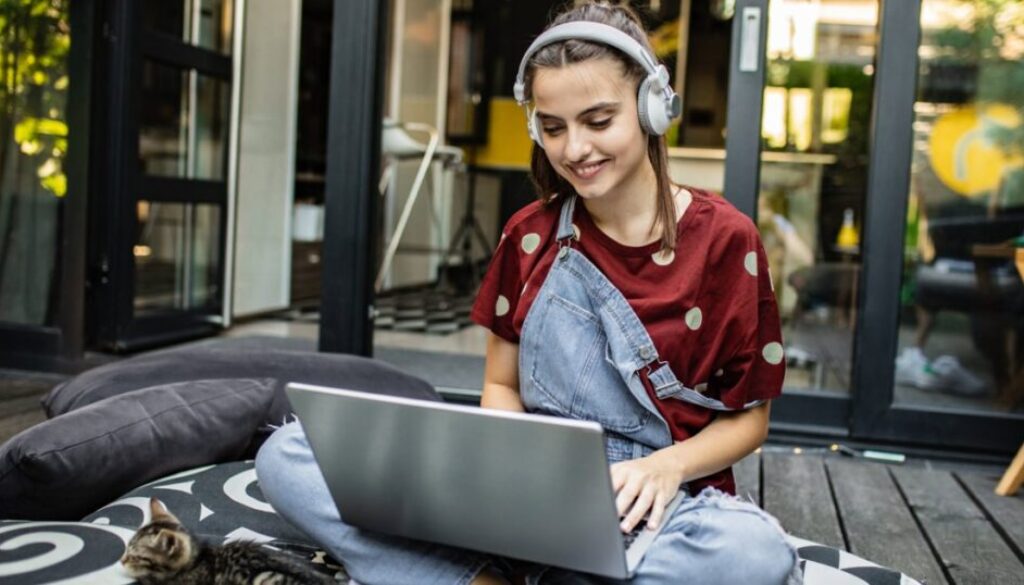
[[535, 101, 621, 122]]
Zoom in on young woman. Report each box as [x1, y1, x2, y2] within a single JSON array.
[[256, 3, 800, 584]]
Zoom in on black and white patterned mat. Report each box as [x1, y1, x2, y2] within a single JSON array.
[[0, 461, 921, 584]]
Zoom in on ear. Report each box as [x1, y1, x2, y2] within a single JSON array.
[[149, 498, 180, 525], [156, 529, 181, 554]]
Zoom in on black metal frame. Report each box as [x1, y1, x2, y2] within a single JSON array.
[[0, 0, 95, 372], [90, 0, 229, 352], [318, 0, 388, 356], [722, 0, 768, 219]]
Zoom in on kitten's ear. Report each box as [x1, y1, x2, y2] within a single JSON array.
[[156, 529, 181, 555], [149, 498, 180, 525]]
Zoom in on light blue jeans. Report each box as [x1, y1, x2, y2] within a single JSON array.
[[256, 422, 800, 585]]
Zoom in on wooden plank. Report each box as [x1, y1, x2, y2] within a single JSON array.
[[733, 451, 760, 506], [827, 459, 947, 585], [762, 452, 845, 549], [958, 471, 1024, 560], [893, 467, 1024, 583], [0, 377, 59, 400], [0, 394, 49, 417], [0, 408, 46, 444]]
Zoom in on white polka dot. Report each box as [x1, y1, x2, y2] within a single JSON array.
[[495, 295, 510, 317], [652, 249, 675, 266], [521, 233, 541, 254], [694, 382, 708, 394], [685, 307, 703, 330], [715, 369, 724, 377], [572, 223, 581, 240], [762, 342, 784, 365], [744, 251, 758, 276]]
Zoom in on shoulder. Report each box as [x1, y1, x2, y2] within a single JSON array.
[[501, 198, 560, 239], [691, 188, 760, 244]]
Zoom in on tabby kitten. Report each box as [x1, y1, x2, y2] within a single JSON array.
[[121, 498, 336, 584]]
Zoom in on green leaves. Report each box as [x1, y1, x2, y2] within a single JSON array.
[[1, 0, 70, 198]]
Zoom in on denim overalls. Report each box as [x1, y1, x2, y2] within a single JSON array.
[[255, 195, 801, 585]]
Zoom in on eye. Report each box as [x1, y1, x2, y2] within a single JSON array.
[[541, 125, 564, 136], [588, 118, 612, 129]]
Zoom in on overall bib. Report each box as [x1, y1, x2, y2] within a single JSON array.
[[518, 194, 765, 469], [255, 196, 801, 585]]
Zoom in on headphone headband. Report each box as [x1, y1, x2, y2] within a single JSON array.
[[513, 20, 681, 143], [513, 22, 663, 104]]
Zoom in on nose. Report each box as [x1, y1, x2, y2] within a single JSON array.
[[563, 125, 593, 162]]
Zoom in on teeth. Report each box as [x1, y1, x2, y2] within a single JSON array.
[[572, 161, 605, 177]]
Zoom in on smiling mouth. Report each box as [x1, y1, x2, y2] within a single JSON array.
[[568, 159, 608, 180]]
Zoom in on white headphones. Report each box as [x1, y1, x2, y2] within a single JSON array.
[[513, 21, 682, 148]]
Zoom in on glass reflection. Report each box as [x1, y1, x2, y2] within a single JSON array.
[[757, 0, 879, 393], [895, 0, 1024, 413], [135, 201, 221, 314], [142, 0, 233, 55], [0, 0, 70, 326], [139, 62, 229, 181]]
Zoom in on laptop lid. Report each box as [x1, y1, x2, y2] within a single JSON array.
[[285, 382, 633, 578]]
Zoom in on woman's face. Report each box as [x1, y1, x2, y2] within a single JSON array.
[[531, 56, 652, 202]]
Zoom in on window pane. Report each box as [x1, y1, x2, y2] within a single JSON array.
[[757, 0, 879, 394], [0, 0, 70, 326], [134, 201, 222, 314], [142, 0, 233, 55], [139, 62, 229, 180], [894, 0, 1024, 413], [194, 73, 230, 180], [139, 60, 189, 177]]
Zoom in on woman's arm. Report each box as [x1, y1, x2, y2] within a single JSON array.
[[480, 333, 525, 412], [611, 401, 771, 532]]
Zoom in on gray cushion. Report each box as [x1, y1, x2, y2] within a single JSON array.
[[42, 349, 440, 444], [0, 378, 275, 521]]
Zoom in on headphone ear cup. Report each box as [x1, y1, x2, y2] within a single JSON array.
[[527, 108, 545, 149], [638, 76, 670, 136]]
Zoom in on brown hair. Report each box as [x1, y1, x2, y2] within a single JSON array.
[[523, 1, 678, 250]]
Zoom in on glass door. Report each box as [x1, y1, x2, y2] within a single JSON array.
[[91, 0, 234, 351], [723, 0, 1023, 451], [722, 0, 881, 433], [853, 0, 1023, 450]]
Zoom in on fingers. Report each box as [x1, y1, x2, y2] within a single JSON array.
[[620, 486, 655, 533], [645, 491, 667, 531], [614, 476, 640, 519]]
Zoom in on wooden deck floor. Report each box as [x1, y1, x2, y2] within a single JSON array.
[[734, 448, 1024, 584], [2, 370, 1023, 583]]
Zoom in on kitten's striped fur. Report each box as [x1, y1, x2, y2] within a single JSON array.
[[121, 498, 336, 584]]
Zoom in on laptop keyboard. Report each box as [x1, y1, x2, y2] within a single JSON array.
[[623, 525, 644, 549], [622, 514, 651, 549]]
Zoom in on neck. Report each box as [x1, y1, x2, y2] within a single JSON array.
[[582, 159, 661, 245]]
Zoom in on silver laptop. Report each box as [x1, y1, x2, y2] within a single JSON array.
[[285, 382, 684, 579]]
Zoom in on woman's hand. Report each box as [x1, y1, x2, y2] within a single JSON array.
[[609, 452, 685, 533]]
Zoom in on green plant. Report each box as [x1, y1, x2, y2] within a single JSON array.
[[0, 0, 69, 198]]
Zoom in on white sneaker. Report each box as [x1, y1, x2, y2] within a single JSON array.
[[929, 355, 988, 396], [895, 347, 940, 389]]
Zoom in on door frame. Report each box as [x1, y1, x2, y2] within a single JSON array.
[[90, 0, 231, 352]]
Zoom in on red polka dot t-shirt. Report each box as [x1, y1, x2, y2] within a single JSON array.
[[470, 188, 785, 494]]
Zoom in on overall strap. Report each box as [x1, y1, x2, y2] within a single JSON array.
[[556, 195, 577, 243]]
